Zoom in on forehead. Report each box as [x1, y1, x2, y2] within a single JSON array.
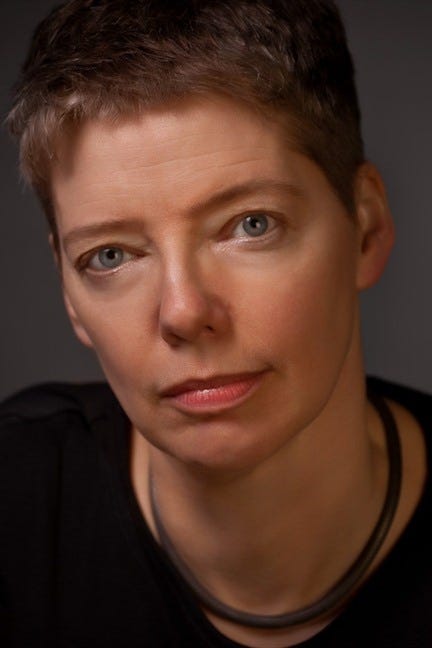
[[53, 96, 290, 174], [50, 95, 331, 234]]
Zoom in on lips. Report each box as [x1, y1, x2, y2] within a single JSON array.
[[159, 370, 267, 412], [160, 371, 266, 398]]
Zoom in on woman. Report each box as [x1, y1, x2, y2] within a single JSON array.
[[1, 1, 430, 646]]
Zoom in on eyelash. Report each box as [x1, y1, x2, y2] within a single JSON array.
[[76, 246, 137, 274], [75, 212, 281, 275]]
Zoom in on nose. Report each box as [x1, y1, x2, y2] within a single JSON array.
[[158, 261, 231, 347]]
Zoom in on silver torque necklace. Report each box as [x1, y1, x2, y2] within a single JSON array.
[[148, 390, 402, 629]]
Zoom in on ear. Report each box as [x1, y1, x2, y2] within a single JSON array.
[[48, 233, 94, 349], [48, 232, 62, 277], [354, 163, 395, 291]]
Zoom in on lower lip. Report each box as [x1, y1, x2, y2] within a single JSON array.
[[163, 372, 267, 414]]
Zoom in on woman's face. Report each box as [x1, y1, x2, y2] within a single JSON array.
[[51, 95, 367, 474]]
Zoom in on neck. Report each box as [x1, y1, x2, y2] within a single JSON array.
[[131, 366, 388, 617]]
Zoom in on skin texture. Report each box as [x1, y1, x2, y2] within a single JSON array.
[[53, 95, 390, 474], [48, 95, 416, 647]]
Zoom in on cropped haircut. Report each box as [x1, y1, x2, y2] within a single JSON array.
[[7, 0, 364, 250]]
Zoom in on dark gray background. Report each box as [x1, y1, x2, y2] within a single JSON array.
[[1, 1, 431, 401]]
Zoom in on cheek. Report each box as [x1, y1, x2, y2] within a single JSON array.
[[65, 280, 153, 384], [63, 225, 357, 392], [236, 245, 357, 368]]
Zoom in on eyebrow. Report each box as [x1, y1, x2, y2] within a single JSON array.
[[62, 178, 303, 252]]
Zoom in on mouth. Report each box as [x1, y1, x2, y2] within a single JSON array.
[[159, 370, 268, 414]]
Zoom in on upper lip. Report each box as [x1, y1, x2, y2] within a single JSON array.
[[159, 370, 266, 398]]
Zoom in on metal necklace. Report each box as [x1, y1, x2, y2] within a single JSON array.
[[148, 390, 402, 628]]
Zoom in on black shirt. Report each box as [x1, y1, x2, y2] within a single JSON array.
[[0, 377, 431, 647]]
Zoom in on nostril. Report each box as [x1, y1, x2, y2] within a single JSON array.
[[157, 272, 230, 346]]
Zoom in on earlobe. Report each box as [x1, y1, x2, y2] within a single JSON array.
[[354, 163, 395, 291]]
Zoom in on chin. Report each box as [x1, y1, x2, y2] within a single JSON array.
[[150, 417, 290, 480]]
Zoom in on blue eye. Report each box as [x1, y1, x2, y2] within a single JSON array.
[[87, 247, 131, 271], [234, 214, 271, 238]]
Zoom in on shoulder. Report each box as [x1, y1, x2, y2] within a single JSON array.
[[1, 381, 116, 424], [0, 382, 121, 541], [367, 375, 431, 495], [0, 381, 118, 475], [367, 375, 432, 428], [0, 383, 125, 618], [368, 376, 431, 565]]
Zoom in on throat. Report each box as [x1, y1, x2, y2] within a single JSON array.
[[148, 391, 399, 629], [130, 388, 403, 642], [204, 608, 338, 648]]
